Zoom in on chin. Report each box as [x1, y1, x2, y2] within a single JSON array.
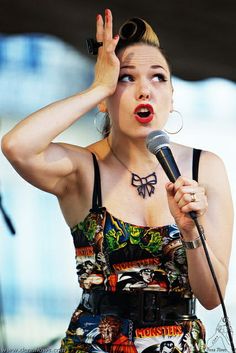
[[129, 127, 159, 141], [138, 125, 163, 136], [118, 122, 163, 140]]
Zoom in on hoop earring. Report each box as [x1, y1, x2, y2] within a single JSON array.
[[94, 112, 112, 136], [164, 110, 183, 134]]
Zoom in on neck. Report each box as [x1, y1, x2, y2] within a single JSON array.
[[107, 133, 158, 173]]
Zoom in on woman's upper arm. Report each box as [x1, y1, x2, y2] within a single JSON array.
[[199, 150, 234, 268], [3, 140, 91, 196]]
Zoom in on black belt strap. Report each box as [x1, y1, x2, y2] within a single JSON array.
[[85, 290, 196, 326]]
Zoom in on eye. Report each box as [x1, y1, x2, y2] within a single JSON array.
[[118, 74, 134, 82], [152, 73, 167, 82]]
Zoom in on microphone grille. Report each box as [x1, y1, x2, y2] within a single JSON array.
[[146, 130, 170, 154]]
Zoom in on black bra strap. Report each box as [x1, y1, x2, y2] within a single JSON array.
[[192, 148, 202, 182], [91, 153, 102, 211]]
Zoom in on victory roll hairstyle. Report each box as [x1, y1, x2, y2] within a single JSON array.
[[116, 17, 160, 52]]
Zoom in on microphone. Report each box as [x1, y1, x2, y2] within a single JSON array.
[[146, 130, 180, 182], [146, 130, 196, 219]]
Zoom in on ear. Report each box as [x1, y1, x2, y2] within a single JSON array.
[[98, 101, 107, 113]]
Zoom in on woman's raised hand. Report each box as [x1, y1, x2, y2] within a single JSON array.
[[92, 9, 120, 96]]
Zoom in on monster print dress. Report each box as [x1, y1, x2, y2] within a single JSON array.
[[60, 150, 206, 353]]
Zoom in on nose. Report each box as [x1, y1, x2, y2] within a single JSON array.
[[136, 82, 151, 101]]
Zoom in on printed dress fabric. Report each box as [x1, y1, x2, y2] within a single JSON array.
[[60, 208, 206, 353]]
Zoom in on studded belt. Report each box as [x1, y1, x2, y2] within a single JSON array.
[[84, 290, 196, 327]]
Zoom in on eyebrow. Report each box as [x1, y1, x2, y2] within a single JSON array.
[[120, 65, 135, 69], [120, 64, 166, 70]]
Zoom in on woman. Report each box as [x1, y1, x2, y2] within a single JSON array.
[[1, 9, 233, 353]]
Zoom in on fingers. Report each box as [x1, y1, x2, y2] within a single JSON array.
[[96, 10, 119, 51], [95, 9, 112, 44], [93, 9, 120, 95], [96, 14, 104, 42], [175, 185, 205, 205], [178, 191, 208, 216], [104, 9, 113, 41], [166, 177, 208, 217]]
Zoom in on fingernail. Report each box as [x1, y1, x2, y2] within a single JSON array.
[[105, 9, 110, 15], [96, 14, 100, 20], [114, 34, 119, 40]]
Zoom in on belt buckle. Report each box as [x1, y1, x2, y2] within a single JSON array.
[[136, 291, 161, 326], [131, 292, 197, 326]]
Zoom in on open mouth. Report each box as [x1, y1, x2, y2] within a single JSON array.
[[134, 104, 154, 124]]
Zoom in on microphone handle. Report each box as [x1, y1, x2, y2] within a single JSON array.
[[155, 147, 197, 220], [156, 147, 181, 182]]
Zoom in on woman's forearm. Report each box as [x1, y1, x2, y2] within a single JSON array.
[[186, 243, 228, 309], [1, 84, 108, 158], [180, 224, 229, 309]]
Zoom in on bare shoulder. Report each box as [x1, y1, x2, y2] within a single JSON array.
[[199, 149, 225, 166], [170, 142, 195, 177], [171, 142, 229, 184], [198, 149, 229, 184], [172, 142, 226, 170], [86, 138, 108, 159], [171, 142, 193, 161], [57, 138, 106, 168]]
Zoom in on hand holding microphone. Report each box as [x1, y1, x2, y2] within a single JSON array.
[[146, 130, 208, 227]]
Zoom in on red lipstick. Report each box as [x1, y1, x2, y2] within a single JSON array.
[[134, 104, 154, 124]]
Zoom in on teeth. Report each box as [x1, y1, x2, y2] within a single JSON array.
[[137, 111, 150, 118], [137, 108, 149, 113]]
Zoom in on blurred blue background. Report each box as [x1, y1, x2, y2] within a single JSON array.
[[0, 33, 235, 350]]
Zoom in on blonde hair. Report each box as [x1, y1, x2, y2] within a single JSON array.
[[116, 17, 160, 52], [139, 19, 160, 46]]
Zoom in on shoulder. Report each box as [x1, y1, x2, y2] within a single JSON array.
[[57, 139, 106, 164], [171, 142, 225, 168], [171, 142, 193, 161], [197, 150, 231, 199], [86, 138, 108, 160], [196, 149, 227, 180], [171, 142, 229, 182]]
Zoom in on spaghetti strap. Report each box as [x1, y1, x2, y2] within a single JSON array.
[[192, 148, 202, 182], [91, 152, 103, 212]]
